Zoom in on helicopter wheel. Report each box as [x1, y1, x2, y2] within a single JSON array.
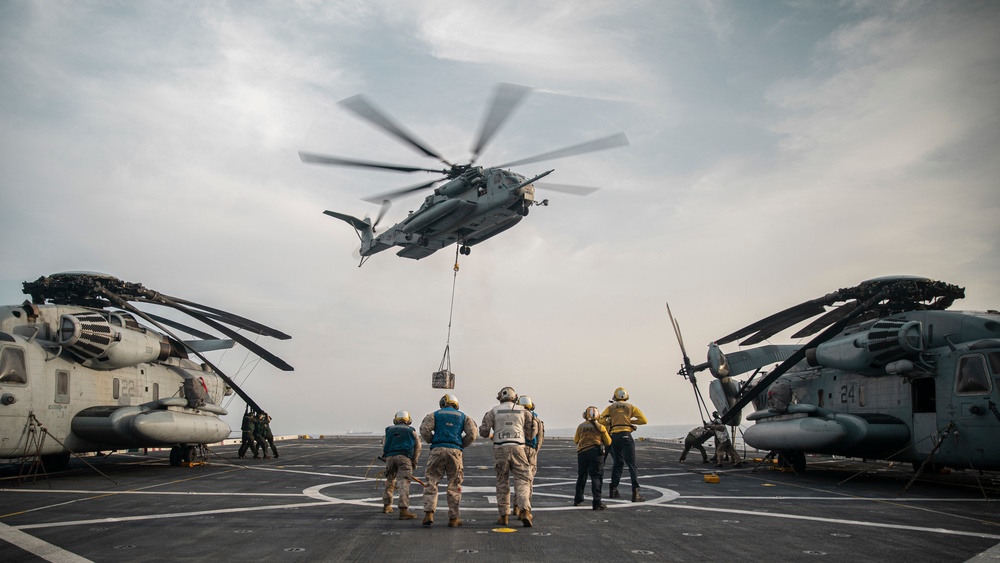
[[169, 445, 182, 467], [460, 245, 470, 255], [778, 450, 806, 473], [182, 445, 198, 464], [418, 236, 428, 247]]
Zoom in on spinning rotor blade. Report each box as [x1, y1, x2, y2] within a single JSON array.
[[339, 94, 453, 166], [373, 199, 392, 228], [361, 177, 445, 204], [299, 151, 445, 174], [535, 182, 600, 196], [471, 83, 531, 164], [497, 132, 629, 168]]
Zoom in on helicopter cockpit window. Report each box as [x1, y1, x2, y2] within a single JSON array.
[[956, 355, 991, 395], [0, 346, 28, 385], [988, 352, 1000, 375]]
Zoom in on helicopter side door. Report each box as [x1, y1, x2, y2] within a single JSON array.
[[910, 376, 937, 455]]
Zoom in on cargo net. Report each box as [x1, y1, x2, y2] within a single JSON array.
[[433, 344, 455, 389]]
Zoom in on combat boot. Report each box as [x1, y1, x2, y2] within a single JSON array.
[[422, 511, 433, 526], [399, 508, 416, 520], [609, 488, 620, 498], [511, 504, 518, 516], [520, 509, 533, 527], [631, 488, 645, 502], [381, 505, 393, 514], [448, 517, 462, 527], [497, 514, 508, 526]]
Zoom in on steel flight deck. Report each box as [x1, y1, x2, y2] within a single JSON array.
[[1, 436, 999, 562]]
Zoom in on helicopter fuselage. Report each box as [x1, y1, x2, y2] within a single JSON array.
[[0, 303, 233, 463], [739, 310, 1000, 470], [356, 166, 537, 260]]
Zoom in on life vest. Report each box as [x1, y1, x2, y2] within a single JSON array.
[[383, 423, 416, 457], [431, 407, 467, 450], [526, 411, 539, 449], [491, 403, 526, 446], [241, 415, 254, 432]]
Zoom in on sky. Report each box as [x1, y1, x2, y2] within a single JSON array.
[[1, 1, 998, 437]]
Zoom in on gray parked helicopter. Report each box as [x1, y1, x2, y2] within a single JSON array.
[[299, 83, 628, 265], [672, 276, 1000, 472], [0, 272, 292, 467]]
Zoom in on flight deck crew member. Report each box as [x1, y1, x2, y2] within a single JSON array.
[[480, 386, 537, 527], [238, 409, 259, 459], [600, 387, 647, 502], [382, 410, 421, 520], [252, 413, 269, 459], [679, 425, 712, 463], [708, 413, 742, 468], [513, 395, 543, 517], [574, 406, 612, 510], [420, 394, 477, 528], [261, 413, 279, 458]]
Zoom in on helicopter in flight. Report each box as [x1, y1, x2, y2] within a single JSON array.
[[671, 276, 1000, 472], [299, 83, 628, 265], [0, 272, 292, 468]]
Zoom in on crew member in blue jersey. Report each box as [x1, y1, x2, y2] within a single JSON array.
[[382, 410, 421, 520], [419, 394, 477, 527]]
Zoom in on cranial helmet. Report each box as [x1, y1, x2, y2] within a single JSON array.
[[440, 394, 460, 409], [517, 395, 534, 411], [583, 406, 599, 421], [497, 386, 517, 403], [393, 410, 411, 425], [613, 387, 629, 401]]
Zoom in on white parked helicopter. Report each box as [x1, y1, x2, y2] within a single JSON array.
[[0, 272, 292, 467]]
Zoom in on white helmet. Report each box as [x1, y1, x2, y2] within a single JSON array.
[[583, 406, 599, 421], [517, 395, 534, 411], [393, 410, 411, 425], [497, 386, 517, 403], [613, 387, 629, 401], [440, 394, 459, 409]]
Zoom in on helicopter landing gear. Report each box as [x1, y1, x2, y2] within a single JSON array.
[[169, 444, 199, 466], [459, 245, 470, 255], [418, 236, 428, 247], [777, 450, 806, 473]]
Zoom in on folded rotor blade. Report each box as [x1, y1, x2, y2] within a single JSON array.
[[470, 83, 531, 163], [158, 295, 292, 340], [716, 300, 830, 346], [790, 300, 861, 339], [361, 177, 444, 204], [299, 151, 445, 174], [144, 312, 220, 341], [535, 182, 600, 196], [339, 94, 452, 166], [497, 132, 629, 168]]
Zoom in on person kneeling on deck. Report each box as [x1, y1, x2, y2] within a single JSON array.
[[381, 410, 421, 519], [420, 394, 477, 527], [574, 406, 612, 510], [480, 386, 537, 527]]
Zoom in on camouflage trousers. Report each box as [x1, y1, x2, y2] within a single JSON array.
[[382, 455, 414, 509], [422, 448, 464, 519], [715, 440, 741, 465], [525, 447, 539, 492], [493, 444, 532, 514]]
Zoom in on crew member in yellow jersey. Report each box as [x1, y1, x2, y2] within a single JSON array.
[[574, 406, 612, 510], [600, 387, 647, 502]]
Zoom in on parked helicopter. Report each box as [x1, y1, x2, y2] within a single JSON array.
[[299, 83, 628, 265], [672, 276, 1000, 472], [0, 272, 292, 468]]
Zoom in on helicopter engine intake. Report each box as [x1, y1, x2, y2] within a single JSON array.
[[59, 312, 170, 369], [807, 319, 923, 373]]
